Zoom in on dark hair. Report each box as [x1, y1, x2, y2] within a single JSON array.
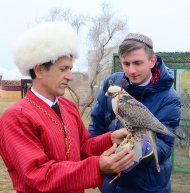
[[118, 40, 155, 60], [29, 61, 53, 79]]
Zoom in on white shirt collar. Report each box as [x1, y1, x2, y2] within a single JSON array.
[[31, 87, 58, 107], [139, 73, 152, 86]]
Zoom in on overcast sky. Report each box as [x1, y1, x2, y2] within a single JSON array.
[[0, 0, 190, 79]]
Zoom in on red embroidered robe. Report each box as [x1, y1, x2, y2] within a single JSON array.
[[0, 90, 112, 193]]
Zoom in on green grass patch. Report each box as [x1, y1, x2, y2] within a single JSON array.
[[173, 151, 190, 173]]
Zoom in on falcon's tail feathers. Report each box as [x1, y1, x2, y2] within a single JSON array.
[[146, 130, 160, 172]]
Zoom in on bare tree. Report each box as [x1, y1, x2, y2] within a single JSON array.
[[80, 3, 127, 116], [59, 9, 86, 34], [35, 7, 85, 34]]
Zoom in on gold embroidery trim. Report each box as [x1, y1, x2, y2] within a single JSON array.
[[26, 97, 71, 156]]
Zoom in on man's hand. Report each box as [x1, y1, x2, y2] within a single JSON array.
[[111, 128, 129, 144], [99, 143, 135, 174]]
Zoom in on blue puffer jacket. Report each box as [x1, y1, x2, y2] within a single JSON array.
[[88, 56, 181, 193]]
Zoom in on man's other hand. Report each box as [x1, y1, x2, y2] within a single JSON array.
[[111, 128, 129, 144], [99, 143, 135, 174]]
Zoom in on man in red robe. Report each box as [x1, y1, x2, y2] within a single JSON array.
[[0, 21, 135, 193]]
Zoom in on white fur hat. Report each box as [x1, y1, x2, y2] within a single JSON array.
[[13, 21, 79, 76]]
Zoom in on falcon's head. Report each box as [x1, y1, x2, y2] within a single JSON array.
[[105, 85, 123, 97], [105, 83, 133, 105]]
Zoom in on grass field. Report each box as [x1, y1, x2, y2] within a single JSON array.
[[0, 99, 190, 193]]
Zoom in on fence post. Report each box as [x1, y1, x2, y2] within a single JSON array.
[[171, 69, 177, 169]]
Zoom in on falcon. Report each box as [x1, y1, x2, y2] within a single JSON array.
[[106, 81, 183, 173]]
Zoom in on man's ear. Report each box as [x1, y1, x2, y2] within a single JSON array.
[[33, 64, 43, 78], [150, 55, 157, 69]]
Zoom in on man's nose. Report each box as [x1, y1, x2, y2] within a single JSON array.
[[65, 70, 73, 81], [128, 65, 136, 74]]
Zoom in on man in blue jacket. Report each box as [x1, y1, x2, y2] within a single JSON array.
[[88, 33, 181, 193]]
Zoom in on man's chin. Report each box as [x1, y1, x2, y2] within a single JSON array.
[[130, 80, 141, 85], [57, 90, 65, 97]]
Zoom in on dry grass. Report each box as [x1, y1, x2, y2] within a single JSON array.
[[85, 188, 100, 193], [0, 99, 17, 115], [0, 158, 15, 193], [0, 98, 190, 193], [171, 172, 190, 193]]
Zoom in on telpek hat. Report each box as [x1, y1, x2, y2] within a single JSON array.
[[13, 21, 79, 76], [123, 33, 153, 49]]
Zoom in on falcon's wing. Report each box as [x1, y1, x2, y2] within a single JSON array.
[[117, 94, 179, 138], [118, 101, 155, 128]]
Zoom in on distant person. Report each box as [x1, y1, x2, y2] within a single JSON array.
[[88, 33, 181, 193], [0, 21, 135, 193]]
